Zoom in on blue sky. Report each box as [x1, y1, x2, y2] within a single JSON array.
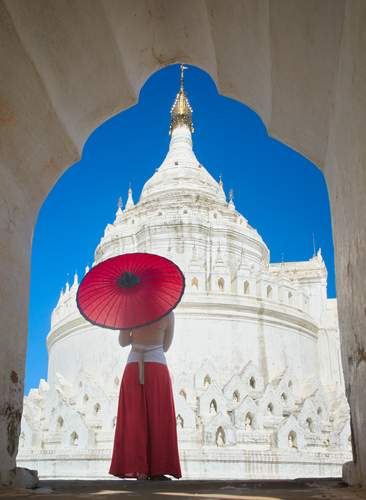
[[26, 64, 335, 394]]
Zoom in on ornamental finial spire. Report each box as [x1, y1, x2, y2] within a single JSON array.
[[115, 196, 123, 222], [125, 183, 135, 210], [180, 63, 186, 90], [170, 64, 194, 135], [228, 188, 235, 210]]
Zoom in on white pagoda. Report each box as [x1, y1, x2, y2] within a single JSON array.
[[18, 67, 351, 480]]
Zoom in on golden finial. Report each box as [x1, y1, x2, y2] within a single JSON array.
[[170, 64, 194, 135], [229, 189, 234, 201], [180, 64, 187, 90]]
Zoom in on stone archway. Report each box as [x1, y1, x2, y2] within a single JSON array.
[[0, 0, 365, 487]]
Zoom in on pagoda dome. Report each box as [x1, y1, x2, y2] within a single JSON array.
[[140, 125, 225, 205]]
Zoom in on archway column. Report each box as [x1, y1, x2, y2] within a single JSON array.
[[0, 171, 33, 486], [324, 1, 366, 485]]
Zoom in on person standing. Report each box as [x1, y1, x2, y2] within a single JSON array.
[[109, 310, 181, 480]]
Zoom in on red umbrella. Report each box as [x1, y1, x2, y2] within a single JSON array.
[[76, 252, 185, 330]]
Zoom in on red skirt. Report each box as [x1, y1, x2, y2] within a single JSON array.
[[109, 362, 182, 479]]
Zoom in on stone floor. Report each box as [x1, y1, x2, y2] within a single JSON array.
[[1, 479, 366, 500]]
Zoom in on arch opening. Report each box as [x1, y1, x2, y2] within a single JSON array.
[[18, 63, 350, 483]]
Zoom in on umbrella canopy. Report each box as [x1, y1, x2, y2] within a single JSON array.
[[76, 252, 185, 330]]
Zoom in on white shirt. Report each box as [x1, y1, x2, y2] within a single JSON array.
[[127, 343, 166, 365]]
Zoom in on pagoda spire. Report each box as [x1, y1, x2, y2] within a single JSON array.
[[228, 189, 235, 210], [115, 196, 123, 223], [180, 62, 185, 90], [218, 173, 226, 200], [73, 271, 78, 286], [169, 64, 194, 135], [125, 183, 135, 210]]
